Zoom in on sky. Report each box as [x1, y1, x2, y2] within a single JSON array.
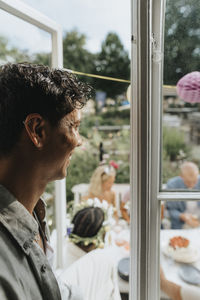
[[0, 0, 131, 55]]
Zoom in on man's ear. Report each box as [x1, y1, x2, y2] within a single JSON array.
[[23, 114, 47, 149]]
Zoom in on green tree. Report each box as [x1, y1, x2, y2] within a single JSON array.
[[32, 52, 51, 66], [0, 36, 30, 64], [0, 36, 9, 62], [93, 32, 130, 98], [164, 0, 200, 85], [66, 147, 99, 201], [0, 35, 50, 66], [63, 29, 95, 82]]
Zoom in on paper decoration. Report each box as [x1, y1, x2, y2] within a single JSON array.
[[176, 71, 200, 103]]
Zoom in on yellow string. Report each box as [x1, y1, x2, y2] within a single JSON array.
[[65, 69, 130, 83], [65, 68, 176, 89]]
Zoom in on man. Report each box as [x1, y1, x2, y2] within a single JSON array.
[[166, 162, 200, 229], [0, 63, 90, 299]]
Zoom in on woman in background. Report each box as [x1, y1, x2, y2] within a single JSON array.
[[59, 202, 121, 300], [66, 205, 106, 265], [83, 165, 118, 219]]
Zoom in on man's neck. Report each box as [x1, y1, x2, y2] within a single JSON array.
[[0, 158, 47, 214]]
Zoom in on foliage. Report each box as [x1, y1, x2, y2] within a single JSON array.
[[0, 36, 30, 64], [63, 29, 95, 84], [32, 52, 51, 66], [79, 115, 102, 138], [106, 130, 130, 184], [162, 126, 190, 161], [66, 146, 99, 202], [115, 162, 130, 184], [162, 153, 180, 184], [164, 0, 200, 85], [93, 32, 130, 98], [80, 109, 130, 138], [102, 108, 130, 122], [45, 181, 55, 195], [0, 35, 50, 66]]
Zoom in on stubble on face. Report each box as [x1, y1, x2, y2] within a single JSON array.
[[54, 109, 82, 178], [60, 110, 81, 148]]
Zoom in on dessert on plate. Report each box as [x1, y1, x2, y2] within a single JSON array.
[[169, 236, 189, 249], [163, 235, 199, 263]]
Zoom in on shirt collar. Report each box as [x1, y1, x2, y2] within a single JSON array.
[[0, 184, 45, 254], [67, 240, 86, 259]]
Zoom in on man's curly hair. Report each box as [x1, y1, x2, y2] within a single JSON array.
[[0, 62, 91, 155]]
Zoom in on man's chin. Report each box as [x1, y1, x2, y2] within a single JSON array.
[[55, 168, 68, 180], [62, 168, 68, 179]]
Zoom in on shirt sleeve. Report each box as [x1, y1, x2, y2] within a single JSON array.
[[166, 201, 185, 229], [166, 180, 176, 189], [56, 277, 84, 300], [181, 285, 200, 300]]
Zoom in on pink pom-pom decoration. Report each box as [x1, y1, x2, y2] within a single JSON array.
[[176, 71, 200, 103]]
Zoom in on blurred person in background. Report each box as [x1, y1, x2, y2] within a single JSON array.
[[59, 201, 121, 300], [160, 267, 200, 300], [83, 164, 118, 220], [166, 162, 200, 229], [67, 205, 107, 263]]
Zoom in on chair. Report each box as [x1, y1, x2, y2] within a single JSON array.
[[71, 183, 130, 213]]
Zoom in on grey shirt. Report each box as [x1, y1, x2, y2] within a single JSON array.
[[0, 184, 62, 300]]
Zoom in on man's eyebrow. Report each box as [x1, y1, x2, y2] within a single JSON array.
[[66, 120, 81, 127]]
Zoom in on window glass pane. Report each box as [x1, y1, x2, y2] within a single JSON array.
[[0, 9, 51, 66], [0, 4, 131, 297], [161, 0, 200, 191], [160, 200, 200, 299]]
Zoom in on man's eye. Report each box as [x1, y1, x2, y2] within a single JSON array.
[[75, 123, 80, 130]]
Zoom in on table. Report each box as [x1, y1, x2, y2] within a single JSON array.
[[108, 227, 200, 297], [53, 224, 200, 297]]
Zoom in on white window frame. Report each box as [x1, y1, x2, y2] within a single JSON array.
[[0, 0, 66, 268], [130, 0, 200, 299]]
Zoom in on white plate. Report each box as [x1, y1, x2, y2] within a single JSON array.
[[179, 264, 200, 285], [162, 244, 200, 263]]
